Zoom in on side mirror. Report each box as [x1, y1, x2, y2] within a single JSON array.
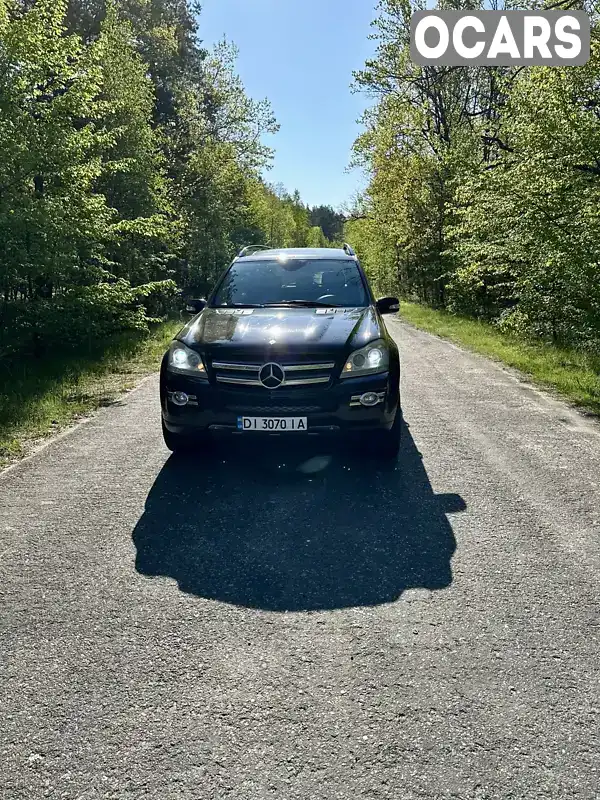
[[185, 298, 207, 314], [376, 296, 400, 315]]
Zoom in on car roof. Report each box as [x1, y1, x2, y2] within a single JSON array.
[[235, 248, 356, 262]]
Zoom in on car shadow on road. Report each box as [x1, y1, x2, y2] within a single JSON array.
[[132, 421, 466, 611]]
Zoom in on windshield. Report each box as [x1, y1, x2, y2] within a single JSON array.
[[211, 259, 369, 308]]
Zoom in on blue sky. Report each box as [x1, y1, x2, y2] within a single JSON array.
[[197, 0, 378, 210]]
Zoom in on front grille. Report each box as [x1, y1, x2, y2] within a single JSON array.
[[211, 359, 337, 389]]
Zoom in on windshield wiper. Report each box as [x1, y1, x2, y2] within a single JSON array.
[[215, 303, 266, 308], [261, 300, 342, 308]]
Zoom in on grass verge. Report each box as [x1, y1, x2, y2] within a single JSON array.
[[0, 320, 182, 469], [399, 301, 600, 417]]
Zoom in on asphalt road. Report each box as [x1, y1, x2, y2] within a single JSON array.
[[1, 319, 599, 800]]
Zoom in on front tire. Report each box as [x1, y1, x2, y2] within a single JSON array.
[[162, 419, 206, 454], [366, 407, 402, 460]]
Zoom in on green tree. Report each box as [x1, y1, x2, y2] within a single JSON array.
[[0, 0, 110, 305], [350, 0, 600, 350], [309, 205, 344, 242]]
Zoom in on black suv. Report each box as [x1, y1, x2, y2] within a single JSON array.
[[160, 245, 402, 458]]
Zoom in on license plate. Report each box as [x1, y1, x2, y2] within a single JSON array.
[[237, 416, 308, 432]]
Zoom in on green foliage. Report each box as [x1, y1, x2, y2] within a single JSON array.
[[349, 0, 600, 351], [0, 0, 334, 361], [400, 301, 600, 416], [0, 279, 178, 360], [0, 318, 182, 466], [306, 226, 328, 248], [310, 205, 345, 242]]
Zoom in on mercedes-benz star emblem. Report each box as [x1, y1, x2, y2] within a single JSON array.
[[259, 362, 285, 389]]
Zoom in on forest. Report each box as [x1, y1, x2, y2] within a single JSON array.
[[2, 0, 600, 365], [345, 0, 600, 352], [0, 0, 344, 362]]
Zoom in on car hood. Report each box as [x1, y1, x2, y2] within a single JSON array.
[[178, 306, 382, 354]]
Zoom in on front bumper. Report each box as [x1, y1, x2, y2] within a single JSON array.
[[161, 371, 399, 437]]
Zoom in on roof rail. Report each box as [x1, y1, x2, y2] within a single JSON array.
[[237, 244, 272, 258], [342, 243, 356, 257]]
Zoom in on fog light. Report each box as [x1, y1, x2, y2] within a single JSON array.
[[172, 391, 189, 407], [360, 392, 379, 407]]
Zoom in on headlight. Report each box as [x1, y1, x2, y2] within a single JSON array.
[[341, 339, 389, 378], [167, 341, 207, 378]]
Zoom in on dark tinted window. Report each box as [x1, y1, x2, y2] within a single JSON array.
[[212, 259, 368, 308]]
